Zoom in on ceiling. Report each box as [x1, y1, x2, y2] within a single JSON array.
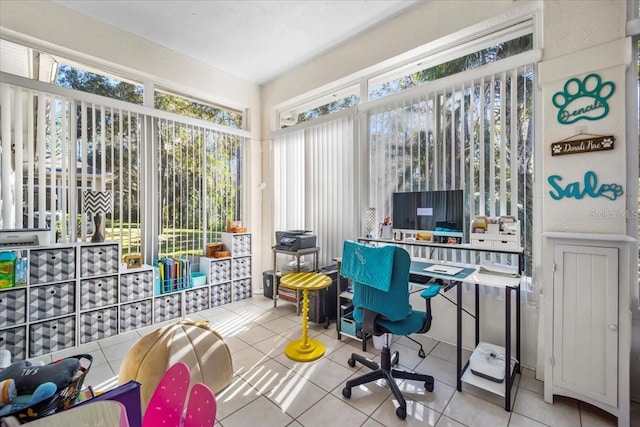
[[52, 0, 424, 85]]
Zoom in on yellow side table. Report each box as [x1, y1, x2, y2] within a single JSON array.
[[279, 272, 332, 362]]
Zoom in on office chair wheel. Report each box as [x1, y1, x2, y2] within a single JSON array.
[[342, 387, 352, 398], [396, 406, 407, 420], [418, 348, 426, 358], [347, 357, 356, 367], [425, 377, 435, 392], [392, 351, 400, 366]]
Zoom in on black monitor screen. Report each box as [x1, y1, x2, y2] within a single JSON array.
[[392, 190, 464, 232]]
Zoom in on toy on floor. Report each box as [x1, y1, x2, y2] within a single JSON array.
[[0, 352, 81, 417], [119, 319, 233, 411], [0, 380, 56, 416]]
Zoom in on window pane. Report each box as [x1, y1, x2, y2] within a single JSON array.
[[56, 64, 143, 104], [369, 34, 533, 100], [155, 90, 243, 129], [157, 121, 244, 260]]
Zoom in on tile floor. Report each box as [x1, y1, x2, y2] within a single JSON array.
[[36, 296, 634, 427]]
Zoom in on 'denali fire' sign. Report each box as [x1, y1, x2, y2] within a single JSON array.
[[550, 135, 614, 156]]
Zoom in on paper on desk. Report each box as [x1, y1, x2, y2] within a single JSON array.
[[478, 261, 521, 278]]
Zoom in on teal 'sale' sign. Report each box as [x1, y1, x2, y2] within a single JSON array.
[[547, 171, 623, 201]]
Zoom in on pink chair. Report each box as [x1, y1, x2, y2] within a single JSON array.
[[183, 383, 216, 427], [142, 362, 190, 427]]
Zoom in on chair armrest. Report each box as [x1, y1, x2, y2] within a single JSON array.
[[420, 284, 440, 299]]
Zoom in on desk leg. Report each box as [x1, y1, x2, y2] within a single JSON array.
[[516, 283, 521, 374], [284, 289, 326, 362], [273, 251, 278, 308], [505, 287, 512, 411], [457, 281, 462, 392], [475, 283, 480, 347]]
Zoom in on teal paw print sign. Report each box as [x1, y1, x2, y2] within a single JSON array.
[[552, 73, 615, 125]]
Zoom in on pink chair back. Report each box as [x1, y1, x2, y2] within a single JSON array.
[[183, 383, 216, 427], [142, 362, 190, 427]]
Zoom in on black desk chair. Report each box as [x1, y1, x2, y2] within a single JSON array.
[[340, 240, 437, 420]]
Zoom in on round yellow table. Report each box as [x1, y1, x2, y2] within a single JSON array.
[[279, 272, 332, 362]]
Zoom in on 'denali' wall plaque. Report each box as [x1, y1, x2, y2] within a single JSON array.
[[551, 135, 614, 156], [552, 73, 615, 125]]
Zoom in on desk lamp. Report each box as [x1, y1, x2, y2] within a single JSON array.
[[364, 207, 376, 238], [82, 190, 112, 242]]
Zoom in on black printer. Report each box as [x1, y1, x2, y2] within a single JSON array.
[[275, 230, 317, 251]]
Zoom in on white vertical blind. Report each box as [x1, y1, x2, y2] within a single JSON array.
[[0, 80, 245, 264], [273, 114, 358, 265], [368, 64, 534, 270]]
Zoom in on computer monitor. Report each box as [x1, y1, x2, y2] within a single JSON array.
[[392, 190, 464, 232]]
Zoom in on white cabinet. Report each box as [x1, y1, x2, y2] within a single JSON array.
[[543, 233, 631, 427], [552, 245, 618, 406]]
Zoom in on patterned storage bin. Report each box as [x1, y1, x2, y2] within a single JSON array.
[[120, 269, 154, 302], [29, 315, 76, 357], [233, 278, 252, 301], [80, 275, 118, 309], [153, 293, 182, 323], [29, 247, 75, 284], [231, 234, 251, 257], [0, 288, 26, 327], [28, 281, 75, 321], [0, 326, 26, 360], [120, 299, 152, 332], [80, 244, 119, 277], [80, 307, 118, 344], [232, 256, 251, 279], [185, 287, 209, 314], [207, 259, 231, 284], [210, 282, 231, 307]]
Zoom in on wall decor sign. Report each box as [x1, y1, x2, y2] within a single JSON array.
[[551, 135, 614, 156], [547, 170, 623, 201], [552, 73, 615, 125]]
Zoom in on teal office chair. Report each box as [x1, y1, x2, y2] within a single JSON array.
[[340, 240, 437, 420]]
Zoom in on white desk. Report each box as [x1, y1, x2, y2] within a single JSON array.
[[357, 237, 523, 411], [410, 259, 521, 411]]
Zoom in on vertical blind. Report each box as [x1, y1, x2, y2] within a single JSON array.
[[273, 114, 358, 265], [368, 64, 534, 271], [0, 79, 245, 263], [272, 62, 534, 278]]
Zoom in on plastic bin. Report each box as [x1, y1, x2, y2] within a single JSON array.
[[191, 272, 207, 287], [340, 312, 361, 337]]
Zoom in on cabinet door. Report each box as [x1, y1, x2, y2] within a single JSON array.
[[553, 244, 617, 407]]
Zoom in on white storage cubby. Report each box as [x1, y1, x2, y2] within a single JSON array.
[[0, 234, 253, 358], [201, 232, 252, 303]]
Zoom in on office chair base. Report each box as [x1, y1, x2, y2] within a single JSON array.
[[343, 347, 435, 420]]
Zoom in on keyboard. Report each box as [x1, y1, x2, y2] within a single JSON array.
[[409, 273, 431, 285]]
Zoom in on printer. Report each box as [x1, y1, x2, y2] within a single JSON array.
[[275, 230, 317, 251], [0, 229, 52, 247]]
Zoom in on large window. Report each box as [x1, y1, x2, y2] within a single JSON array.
[[0, 39, 247, 263], [273, 23, 537, 277]]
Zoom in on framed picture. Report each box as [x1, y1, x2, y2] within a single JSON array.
[[124, 254, 143, 269]]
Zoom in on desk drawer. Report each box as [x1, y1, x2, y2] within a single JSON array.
[[470, 238, 495, 249]]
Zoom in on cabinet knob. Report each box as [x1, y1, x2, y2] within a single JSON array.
[[608, 324, 617, 331]]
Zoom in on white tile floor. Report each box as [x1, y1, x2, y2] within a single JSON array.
[[38, 296, 634, 427]]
